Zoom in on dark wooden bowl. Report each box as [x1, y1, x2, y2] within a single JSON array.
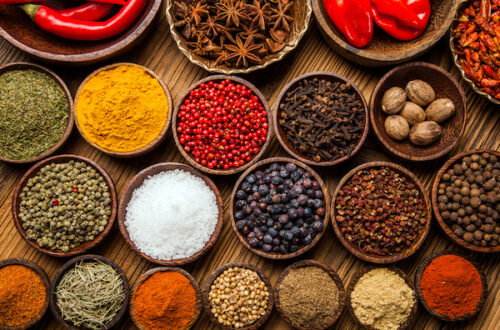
[[0, 0, 162, 65], [171, 75, 273, 175], [202, 262, 274, 330], [11, 154, 117, 258], [370, 62, 467, 162], [230, 157, 330, 259], [274, 259, 346, 329], [49, 255, 129, 330], [312, 0, 459, 67], [414, 250, 488, 322], [118, 162, 224, 266], [273, 71, 369, 166], [346, 266, 418, 330], [130, 267, 202, 330], [0, 258, 50, 330], [331, 161, 432, 264], [0, 62, 73, 164], [74, 63, 173, 158], [431, 149, 500, 253]]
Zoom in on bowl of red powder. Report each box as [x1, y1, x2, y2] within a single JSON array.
[[415, 250, 488, 321]]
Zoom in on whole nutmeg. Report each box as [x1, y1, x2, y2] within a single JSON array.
[[381, 87, 406, 114], [400, 102, 426, 125], [406, 80, 435, 106], [409, 121, 442, 146], [384, 115, 410, 141], [425, 98, 456, 123]]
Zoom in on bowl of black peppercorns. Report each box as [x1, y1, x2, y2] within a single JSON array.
[[432, 149, 500, 253], [230, 157, 329, 259]]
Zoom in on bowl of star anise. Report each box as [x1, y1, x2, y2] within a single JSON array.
[[166, 0, 312, 74]]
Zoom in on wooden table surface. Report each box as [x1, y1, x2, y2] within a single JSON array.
[[0, 4, 499, 329]]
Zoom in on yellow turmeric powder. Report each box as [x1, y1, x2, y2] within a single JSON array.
[[75, 64, 169, 153]]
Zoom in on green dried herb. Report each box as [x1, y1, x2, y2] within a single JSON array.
[[0, 69, 69, 160]]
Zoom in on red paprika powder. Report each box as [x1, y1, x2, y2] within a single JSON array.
[[420, 254, 483, 319]]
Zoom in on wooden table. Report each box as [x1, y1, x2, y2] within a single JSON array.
[[0, 5, 498, 329]]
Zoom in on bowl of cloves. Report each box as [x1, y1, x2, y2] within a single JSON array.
[[273, 71, 369, 166]]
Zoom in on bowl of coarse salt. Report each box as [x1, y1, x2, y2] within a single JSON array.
[[117, 162, 224, 266]]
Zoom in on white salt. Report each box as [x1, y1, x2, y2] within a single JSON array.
[[125, 169, 218, 260]]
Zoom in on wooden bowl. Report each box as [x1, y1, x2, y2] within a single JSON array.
[[230, 157, 330, 259], [74, 63, 172, 158], [49, 254, 129, 329], [118, 162, 224, 266], [331, 161, 432, 264], [414, 250, 488, 322], [312, 0, 459, 67], [202, 262, 274, 329], [130, 267, 202, 330], [274, 259, 346, 329], [165, 0, 311, 74], [0, 258, 50, 330], [172, 75, 273, 175], [0, 0, 162, 65], [11, 154, 117, 258], [0, 62, 73, 164], [273, 71, 369, 166], [431, 149, 500, 253], [370, 62, 467, 162], [346, 266, 418, 329]]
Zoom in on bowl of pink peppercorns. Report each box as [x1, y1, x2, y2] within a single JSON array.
[[172, 76, 273, 175]]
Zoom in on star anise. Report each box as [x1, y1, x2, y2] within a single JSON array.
[[225, 36, 262, 67], [246, 0, 271, 31], [188, 2, 209, 25], [270, 0, 293, 32], [199, 15, 226, 37], [216, 0, 249, 27], [239, 24, 265, 43]]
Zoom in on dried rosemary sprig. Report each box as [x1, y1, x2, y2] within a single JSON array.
[[55, 261, 125, 330]]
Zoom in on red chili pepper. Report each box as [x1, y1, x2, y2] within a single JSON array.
[[0, 0, 126, 4], [19, 0, 146, 41], [72, 186, 79, 193], [55, 2, 113, 21], [324, 0, 373, 48], [51, 199, 59, 206], [371, 0, 431, 40]]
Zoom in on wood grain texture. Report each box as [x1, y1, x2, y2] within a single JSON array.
[[0, 2, 498, 328]]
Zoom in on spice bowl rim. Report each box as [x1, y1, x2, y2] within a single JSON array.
[[201, 262, 274, 330], [229, 157, 330, 260], [0, 62, 74, 164], [129, 267, 202, 330], [11, 154, 118, 258], [73, 62, 173, 158], [273, 259, 346, 330], [431, 148, 500, 253], [414, 250, 488, 322], [48, 254, 130, 330], [273, 71, 369, 166], [330, 161, 432, 264], [171, 74, 273, 176], [0, 258, 50, 330], [117, 162, 225, 266]]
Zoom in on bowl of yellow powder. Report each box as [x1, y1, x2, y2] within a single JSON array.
[[74, 63, 171, 157]]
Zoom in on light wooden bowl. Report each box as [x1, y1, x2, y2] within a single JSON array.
[[273, 71, 369, 166], [331, 161, 431, 264], [11, 154, 117, 258], [118, 162, 224, 266], [49, 255, 129, 330], [312, 0, 459, 67], [0, 62, 73, 164], [0, 0, 162, 65], [346, 266, 418, 330], [431, 149, 500, 253], [370, 62, 467, 162], [172, 75, 273, 175], [230, 157, 330, 259], [415, 250, 488, 322], [0, 258, 50, 330], [130, 267, 202, 330], [74, 62, 172, 158], [202, 262, 274, 330], [274, 259, 346, 329]]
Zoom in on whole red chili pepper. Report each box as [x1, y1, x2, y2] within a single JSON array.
[[19, 0, 146, 41], [324, 0, 373, 48], [56, 2, 114, 21]]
